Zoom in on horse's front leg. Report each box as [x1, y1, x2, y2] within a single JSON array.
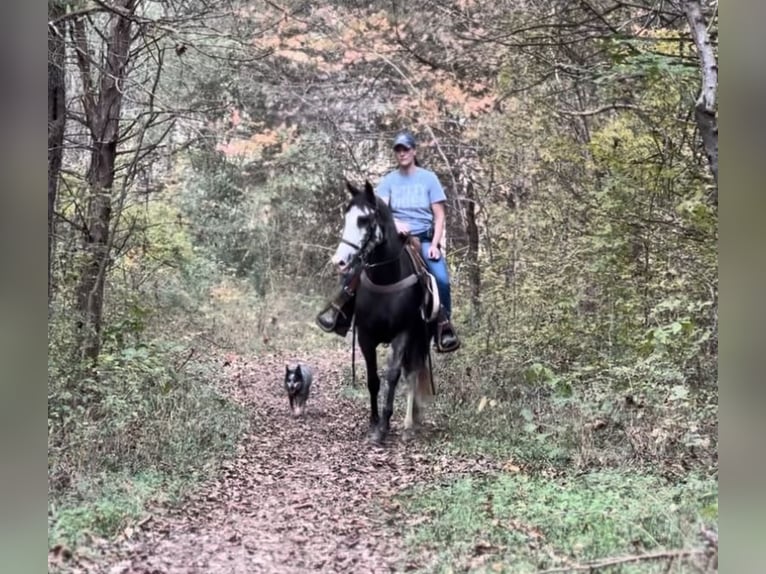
[[377, 360, 402, 442], [358, 334, 380, 429]]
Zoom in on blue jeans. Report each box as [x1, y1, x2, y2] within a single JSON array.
[[420, 241, 452, 318]]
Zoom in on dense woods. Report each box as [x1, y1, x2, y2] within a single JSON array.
[[49, 1, 718, 571]]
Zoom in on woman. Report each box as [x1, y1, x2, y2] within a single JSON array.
[[317, 131, 460, 352]]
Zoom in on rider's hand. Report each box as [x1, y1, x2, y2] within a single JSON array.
[[395, 220, 410, 236], [428, 244, 441, 260]]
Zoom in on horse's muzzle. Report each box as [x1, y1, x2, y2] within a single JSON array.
[[331, 258, 350, 275]]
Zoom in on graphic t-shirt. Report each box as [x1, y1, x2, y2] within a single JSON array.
[[375, 167, 447, 236]]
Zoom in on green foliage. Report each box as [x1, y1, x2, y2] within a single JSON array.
[[48, 471, 177, 547], [398, 471, 717, 573], [432, 344, 717, 475], [179, 133, 343, 294], [48, 188, 249, 548], [48, 335, 247, 547], [438, 18, 717, 489]]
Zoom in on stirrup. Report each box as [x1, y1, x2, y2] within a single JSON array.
[[316, 289, 355, 336], [435, 320, 460, 353], [316, 302, 342, 332]]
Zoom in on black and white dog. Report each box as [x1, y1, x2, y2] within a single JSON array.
[[284, 362, 313, 416]]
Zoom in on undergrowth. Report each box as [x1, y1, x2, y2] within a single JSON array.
[[47, 268, 254, 550], [47, 268, 340, 550], [48, 470, 181, 548], [378, 289, 719, 573], [47, 335, 247, 548], [428, 324, 717, 477], [396, 470, 717, 573]]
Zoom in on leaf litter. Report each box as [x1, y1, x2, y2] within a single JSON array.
[[52, 349, 501, 573]]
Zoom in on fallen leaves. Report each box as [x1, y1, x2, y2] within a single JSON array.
[[54, 347, 505, 573]]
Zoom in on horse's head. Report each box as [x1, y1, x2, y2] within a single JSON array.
[[331, 180, 386, 271]]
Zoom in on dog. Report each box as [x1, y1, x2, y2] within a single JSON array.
[[284, 362, 313, 416]]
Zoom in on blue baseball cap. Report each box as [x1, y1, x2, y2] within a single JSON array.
[[392, 131, 416, 149]]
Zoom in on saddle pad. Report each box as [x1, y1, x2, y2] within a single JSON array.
[[424, 271, 440, 322]]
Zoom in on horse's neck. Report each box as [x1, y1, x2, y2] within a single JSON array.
[[366, 236, 410, 283]]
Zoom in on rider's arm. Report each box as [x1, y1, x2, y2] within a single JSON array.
[[431, 201, 446, 247]]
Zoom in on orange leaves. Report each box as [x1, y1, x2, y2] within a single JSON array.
[[464, 94, 497, 117], [216, 126, 297, 160], [230, 108, 241, 128], [438, 80, 468, 107], [274, 48, 312, 63], [367, 11, 391, 31], [415, 77, 498, 119], [342, 49, 366, 65]]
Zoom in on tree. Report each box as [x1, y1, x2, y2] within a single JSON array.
[[683, 0, 718, 198], [48, 1, 67, 305], [71, 0, 137, 363]]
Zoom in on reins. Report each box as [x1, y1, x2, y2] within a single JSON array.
[[351, 318, 357, 387], [362, 239, 406, 270]]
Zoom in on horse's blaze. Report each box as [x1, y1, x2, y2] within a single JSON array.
[[331, 204, 369, 267]]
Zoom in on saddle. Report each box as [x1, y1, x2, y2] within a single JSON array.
[[403, 236, 440, 323]]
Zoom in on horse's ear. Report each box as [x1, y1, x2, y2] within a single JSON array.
[[363, 180, 375, 202], [345, 179, 360, 196]]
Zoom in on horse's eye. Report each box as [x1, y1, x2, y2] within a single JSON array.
[[357, 216, 370, 226]]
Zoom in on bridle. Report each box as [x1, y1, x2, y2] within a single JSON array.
[[340, 202, 383, 268], [339, 199, 420, 294]]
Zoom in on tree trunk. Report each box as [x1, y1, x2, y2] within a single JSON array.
[[464, 179, 481, 315], [74, 1, 136, 364], [683, 0, 718, 199], [48, 1, 66, 305]]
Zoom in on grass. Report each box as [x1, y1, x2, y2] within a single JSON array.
[[396, 470, 717, 573], [47, 278, 330, 553], [48, 341, 248, 550], [48, 470, 182, 548], [194, 278, 348, 357], [380, 334, 718, 573]]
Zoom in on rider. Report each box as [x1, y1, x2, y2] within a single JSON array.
[[316, 131, 460, 353]]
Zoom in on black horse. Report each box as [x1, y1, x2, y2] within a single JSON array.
[[331, 180, 435, 444]]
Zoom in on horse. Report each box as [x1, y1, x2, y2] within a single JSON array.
[[331, 180, 435, 444]]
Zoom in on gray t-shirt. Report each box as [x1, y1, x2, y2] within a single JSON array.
[[375, 167, 447, 236]]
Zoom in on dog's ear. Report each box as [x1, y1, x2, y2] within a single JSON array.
[[295, 364, 303, 380], [285, 363, 291, 376]]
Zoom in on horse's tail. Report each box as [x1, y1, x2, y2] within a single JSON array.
[[416, 366, 434, 404]]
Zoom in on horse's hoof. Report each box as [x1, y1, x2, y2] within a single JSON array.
[[402, 428, 416, 442], [369, 428, 387, 446]]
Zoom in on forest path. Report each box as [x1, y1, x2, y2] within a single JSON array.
[[70, 348, 499, 574]]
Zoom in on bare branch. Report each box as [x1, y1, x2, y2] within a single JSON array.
[[557, 103, 646, 116], [538, 548, 707, 573], [71, 17, 98, 132]]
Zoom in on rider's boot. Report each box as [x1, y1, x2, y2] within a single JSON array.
[[434, 306, 460, 353], [316, 287, 355, 337]]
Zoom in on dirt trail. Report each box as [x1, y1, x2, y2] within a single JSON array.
[[59, 348, 499, 574]]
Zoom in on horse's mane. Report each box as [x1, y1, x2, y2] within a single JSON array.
[[347, 183, 399, 243], [373, 195, 400, 244]]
